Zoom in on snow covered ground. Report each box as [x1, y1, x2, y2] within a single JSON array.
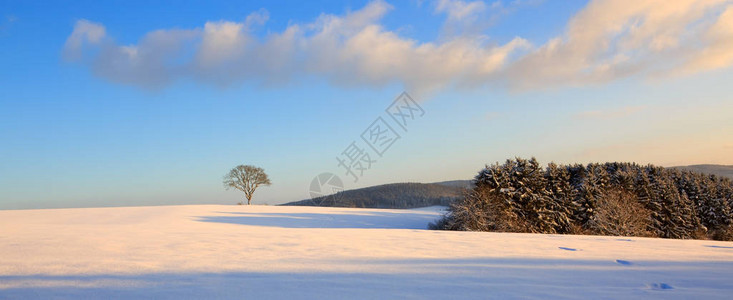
[[2, 204, 733, 299]]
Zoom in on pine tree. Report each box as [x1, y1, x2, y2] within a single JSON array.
[[643, 166, 703, 239], [544, 162, 575, 233]]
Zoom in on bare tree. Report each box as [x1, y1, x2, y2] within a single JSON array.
[[587, 190, 652, 237], [223, 165, 272, 205]]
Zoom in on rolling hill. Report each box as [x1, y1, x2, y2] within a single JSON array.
[[669, 164, 733, 179], [282, 181, 471, 208]]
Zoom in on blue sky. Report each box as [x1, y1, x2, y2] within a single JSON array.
[[1, 0, 732, 209]]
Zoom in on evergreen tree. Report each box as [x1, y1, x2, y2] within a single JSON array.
[[435, 158, 733, 241], [544, 162, 575, 233]]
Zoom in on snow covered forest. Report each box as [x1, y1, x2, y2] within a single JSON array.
[[433, 158, 733, 241]]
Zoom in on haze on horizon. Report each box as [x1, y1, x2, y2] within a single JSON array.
[[1, 0, 732, 209]]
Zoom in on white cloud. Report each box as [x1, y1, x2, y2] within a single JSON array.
[[244, 8, 269, 27], [62, 19, 106, 61], [197, 21, 247, 67], [435, 0, 487, 20], [92, 28, 199, 88], [432, 0, 536, 38], [434, 0, 489, 38], [502, 0, 733, 90], [677, 5, 733, 75], [62, 0, 528, 94], [62, 0, 733, 94]]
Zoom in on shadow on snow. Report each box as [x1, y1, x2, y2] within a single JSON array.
[[196, 209, 443, 229], [2, 258, 733, 299]]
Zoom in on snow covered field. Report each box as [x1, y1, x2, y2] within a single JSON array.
[[2, 205, 733, 299]]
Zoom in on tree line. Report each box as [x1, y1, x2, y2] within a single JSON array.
[[431, 157, 733, 241]]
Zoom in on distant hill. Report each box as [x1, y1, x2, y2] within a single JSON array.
[[669, 164, 733, 179], [282, 181, 470, 208], [432, 180, 474, 189]]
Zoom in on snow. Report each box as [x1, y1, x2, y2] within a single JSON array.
[[1, 204, 733, 299]]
